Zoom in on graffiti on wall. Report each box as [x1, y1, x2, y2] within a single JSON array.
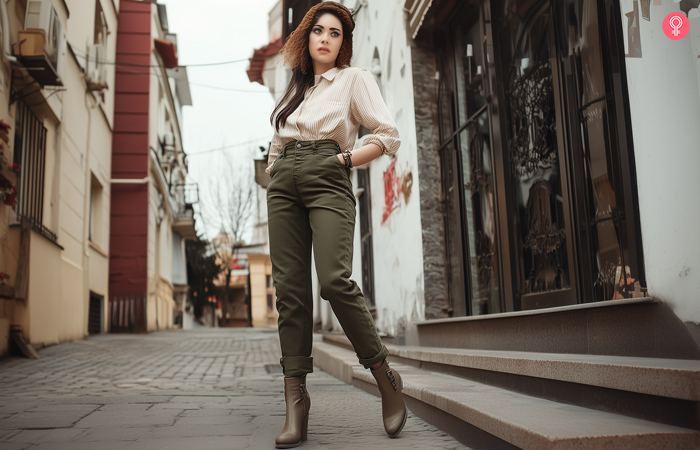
[[382, 159, 413, 224]]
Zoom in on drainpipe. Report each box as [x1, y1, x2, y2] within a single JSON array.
[[154, 194, 166, 331], [154, 217, 160, 332], [82, 91, 94, 338]]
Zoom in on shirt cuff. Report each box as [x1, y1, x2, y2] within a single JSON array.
[[362, 135, 387, 155]]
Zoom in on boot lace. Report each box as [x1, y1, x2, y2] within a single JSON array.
[[386, 369, 398, 391]]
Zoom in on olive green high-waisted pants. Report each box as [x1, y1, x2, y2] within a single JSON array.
[[267, 139, 389, 377]]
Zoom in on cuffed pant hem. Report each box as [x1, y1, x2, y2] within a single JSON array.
[[280, 356, 314, 377], [358, 345, 389, 369]]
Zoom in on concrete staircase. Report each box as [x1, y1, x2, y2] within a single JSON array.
[[313, 333, 700, 449]]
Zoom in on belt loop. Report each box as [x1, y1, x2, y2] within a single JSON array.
[[311, 141, 318, 154]]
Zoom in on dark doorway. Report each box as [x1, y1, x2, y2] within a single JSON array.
[[88, 292, 103, 335], [357, 168, 376, 311]]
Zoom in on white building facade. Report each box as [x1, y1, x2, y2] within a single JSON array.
[[0, 0, 118, 354], [343, 0, 700, 352], [252, 0, 700, 356]]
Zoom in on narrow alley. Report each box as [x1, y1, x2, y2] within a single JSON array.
[[0, 329, 467, 449], [1, 0, 700, 448]]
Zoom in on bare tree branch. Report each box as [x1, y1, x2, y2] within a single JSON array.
[[199, 153, 256, 325]]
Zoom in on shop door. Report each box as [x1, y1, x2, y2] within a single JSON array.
[[498, 1, 579, 310], [437, 0, 580, 314], [436, 1, 503, 316], [437, 0, 643, 315]]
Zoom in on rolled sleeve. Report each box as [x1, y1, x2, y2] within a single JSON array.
[[351, 70, 401, 155], [266, 131, 284, 175]]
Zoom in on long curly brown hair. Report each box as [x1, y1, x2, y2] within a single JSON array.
[[271, 2, 355, 131]]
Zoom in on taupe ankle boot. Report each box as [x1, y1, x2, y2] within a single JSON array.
[[371, 360, 407, 437], [275, 375, 310, 449]]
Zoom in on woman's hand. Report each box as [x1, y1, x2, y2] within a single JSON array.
[[337, 154, 345, 166]]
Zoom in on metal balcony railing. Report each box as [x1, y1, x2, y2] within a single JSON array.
[[172, 183, 199, 219]]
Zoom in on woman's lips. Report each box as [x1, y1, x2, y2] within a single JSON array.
[[318, 48, 330, 54]]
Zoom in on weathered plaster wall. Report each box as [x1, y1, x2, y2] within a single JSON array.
[[345, 0, 426, 338], [619, 1, 700, 324]]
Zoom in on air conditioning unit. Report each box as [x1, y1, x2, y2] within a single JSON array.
[[86, 42, 108, 91], [22, 0, 65, 85]]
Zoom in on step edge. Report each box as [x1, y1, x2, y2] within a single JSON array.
[[321, 334, 700, 401], [312, 341, 700, 450], [388, 346, 700, 401], [322, 333, 700, 371], [349, 361, 700, 443], [415, 297, 657, 326]]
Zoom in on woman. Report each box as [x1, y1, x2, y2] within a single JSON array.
[[266, 2, 406, 448]]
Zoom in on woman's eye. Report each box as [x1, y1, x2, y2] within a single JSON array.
[[331, 32, 340, 37]]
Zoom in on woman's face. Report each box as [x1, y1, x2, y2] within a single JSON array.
[[308, 13, 343, 68]]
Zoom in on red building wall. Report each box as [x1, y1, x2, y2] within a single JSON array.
[[109, 0, 151, 298]]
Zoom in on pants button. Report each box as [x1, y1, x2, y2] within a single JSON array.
[[296, 143, 301, 149]]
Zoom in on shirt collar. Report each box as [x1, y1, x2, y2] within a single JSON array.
[[319, 66, 340, 82]]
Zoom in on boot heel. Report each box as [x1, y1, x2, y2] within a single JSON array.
[[301, 415, 308, 441]]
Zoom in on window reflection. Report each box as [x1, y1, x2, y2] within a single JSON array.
[[575, 0, 638, 300], [504, 8, 571, 304], [460, 109, 500, 315], [442, 1, 501, 315], [440, 138, 467, 316]]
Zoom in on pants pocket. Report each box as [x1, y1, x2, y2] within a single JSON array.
[[324, 153, 350, 181], [269, 157, 284, 179], [330, 153, 345, 169]]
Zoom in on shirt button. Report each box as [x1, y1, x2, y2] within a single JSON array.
[[296, 143, 301, 149]]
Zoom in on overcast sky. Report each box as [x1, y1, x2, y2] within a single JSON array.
[[159, 0, 280, 240]]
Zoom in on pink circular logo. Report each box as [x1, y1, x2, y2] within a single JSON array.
[[663, 12, 689, 40]]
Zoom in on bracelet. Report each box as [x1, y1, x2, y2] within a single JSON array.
[[343, 150, 353, 169]]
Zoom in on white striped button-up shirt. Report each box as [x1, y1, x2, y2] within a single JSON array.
[[266, 66, 400, 173]]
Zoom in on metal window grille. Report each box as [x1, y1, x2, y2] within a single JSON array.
[[13, 100, 56, 242]]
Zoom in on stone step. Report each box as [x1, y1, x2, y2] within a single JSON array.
[[322, 334, 700, 401], [313, 340, 700, 450], [414, 299, 700, 360]]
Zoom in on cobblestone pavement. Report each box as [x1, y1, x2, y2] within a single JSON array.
[[0, 329, 468, 449]]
